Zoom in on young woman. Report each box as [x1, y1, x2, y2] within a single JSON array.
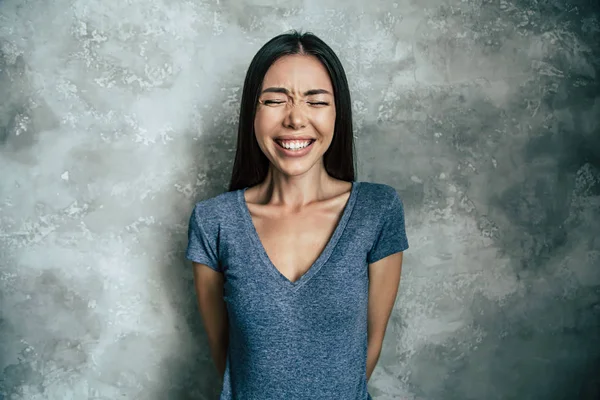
[[186, 30, 409, 400]]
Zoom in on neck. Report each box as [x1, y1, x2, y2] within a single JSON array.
[[255, 162, 335, 209]]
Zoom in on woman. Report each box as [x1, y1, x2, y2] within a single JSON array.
[[186, 30, 408, 400]]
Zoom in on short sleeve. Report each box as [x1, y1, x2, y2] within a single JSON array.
[[185, 204, 221, 272], [367, 190, 409, 264]]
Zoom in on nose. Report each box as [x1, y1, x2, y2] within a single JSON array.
[[284, 102, 308, 130]]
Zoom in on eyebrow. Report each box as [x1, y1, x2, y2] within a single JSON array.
[[261, 87, 332, 96]]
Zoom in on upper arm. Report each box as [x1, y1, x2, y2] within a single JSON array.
[[367, 251, 404, 345], [192, 262, 228, 345], [192, 262, 224, 300], [192, 262, 226, 326], [186, 205, 228, 342], [366, 186, 409, 345]]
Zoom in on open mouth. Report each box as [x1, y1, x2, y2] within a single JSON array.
[[274, 139, 316, 151]]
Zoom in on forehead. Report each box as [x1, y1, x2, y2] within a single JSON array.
[[262, 54, 333, 92]]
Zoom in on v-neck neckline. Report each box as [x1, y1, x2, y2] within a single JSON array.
[[238, 181, 359, 291]]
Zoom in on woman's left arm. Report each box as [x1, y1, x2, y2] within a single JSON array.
[[366, 251, 404, 382]]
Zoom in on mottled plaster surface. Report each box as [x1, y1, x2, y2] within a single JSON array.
[[1, 0, 599, 399]]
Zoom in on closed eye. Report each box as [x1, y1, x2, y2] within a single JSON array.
[[260, 100, 330, 107], [262, 100, 286, 105]]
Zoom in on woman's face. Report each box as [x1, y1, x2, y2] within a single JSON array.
[[254, 54, 336, 177]]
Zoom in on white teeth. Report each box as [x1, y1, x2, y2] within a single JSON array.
[[278, 140, 312, 150]]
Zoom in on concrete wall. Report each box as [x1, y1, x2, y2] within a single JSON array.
[[1, 0, 599, 399]]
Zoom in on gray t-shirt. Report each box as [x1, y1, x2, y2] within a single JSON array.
[[186, 181, 409, 400]]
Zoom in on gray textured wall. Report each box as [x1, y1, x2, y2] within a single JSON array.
[[1, 0, 599, 399]]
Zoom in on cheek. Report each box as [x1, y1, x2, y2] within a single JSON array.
[[253, 112, 267, 138], [312, 110, 336, 133], [254, 109, 280, 136]]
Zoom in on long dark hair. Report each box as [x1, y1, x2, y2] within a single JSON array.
[[227, 30, 356, 192]]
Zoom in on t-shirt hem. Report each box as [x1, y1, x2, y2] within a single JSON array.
[[186, 253, 221, 272], [367, 243, 409, 264]]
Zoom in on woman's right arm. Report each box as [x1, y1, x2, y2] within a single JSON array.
[[192, 262, 229, 378]]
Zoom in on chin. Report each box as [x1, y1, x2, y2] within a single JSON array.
[[277, 160, 322, 176]]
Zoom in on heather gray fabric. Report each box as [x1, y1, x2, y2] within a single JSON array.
[[186, 181, 409, 400]]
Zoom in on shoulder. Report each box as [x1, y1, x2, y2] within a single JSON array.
[[356, 181, 399, 208], [190, 190, 239, 225]]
